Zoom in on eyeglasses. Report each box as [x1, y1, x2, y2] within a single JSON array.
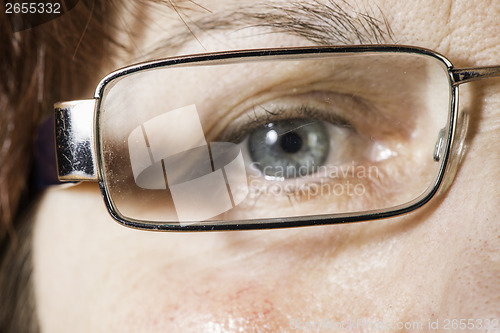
[[46, 45, 500, 231]]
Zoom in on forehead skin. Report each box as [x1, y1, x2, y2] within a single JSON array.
[[33, 0, 500, 332]]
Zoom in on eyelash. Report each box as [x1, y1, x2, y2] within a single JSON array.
[[219, 102, 355, 144]]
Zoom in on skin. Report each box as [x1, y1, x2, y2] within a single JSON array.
[[33, 0, 500, 332]]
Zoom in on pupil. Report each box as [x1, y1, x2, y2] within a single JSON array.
[[280, 132, 302, 153]]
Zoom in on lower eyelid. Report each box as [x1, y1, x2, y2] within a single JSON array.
[[228, 158, 412, 219]]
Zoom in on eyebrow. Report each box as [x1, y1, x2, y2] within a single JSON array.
[[141, 0, 395, 59]]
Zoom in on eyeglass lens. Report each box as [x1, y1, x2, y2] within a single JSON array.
[[98, 52, 451, 226]]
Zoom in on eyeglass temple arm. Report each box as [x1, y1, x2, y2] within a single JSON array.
[[452, 66, 500, 86]]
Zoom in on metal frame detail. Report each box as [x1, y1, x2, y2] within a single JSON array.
[[55, 99, 98, 182], [51, 45, 500, 231]]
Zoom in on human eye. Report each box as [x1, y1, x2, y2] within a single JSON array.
[[217, 90, 403, 220], [247, 116, 338, 180]]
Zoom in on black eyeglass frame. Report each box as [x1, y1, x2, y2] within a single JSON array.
[[51, 44, 500, 231]]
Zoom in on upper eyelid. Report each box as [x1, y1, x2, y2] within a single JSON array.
[[217, 103, 353, 143], [213, 88, 413, 145]]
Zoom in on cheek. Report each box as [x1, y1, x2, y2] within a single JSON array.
[[440, 241, 500, 318], [32, 184, 299, 331], [32, 178, 500, 332], [32, 184, 121, 332], [424, 138, 500, 318], [95, 255, 299, 331]]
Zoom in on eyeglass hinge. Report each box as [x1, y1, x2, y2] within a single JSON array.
[[55, 99, 99, 182]]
